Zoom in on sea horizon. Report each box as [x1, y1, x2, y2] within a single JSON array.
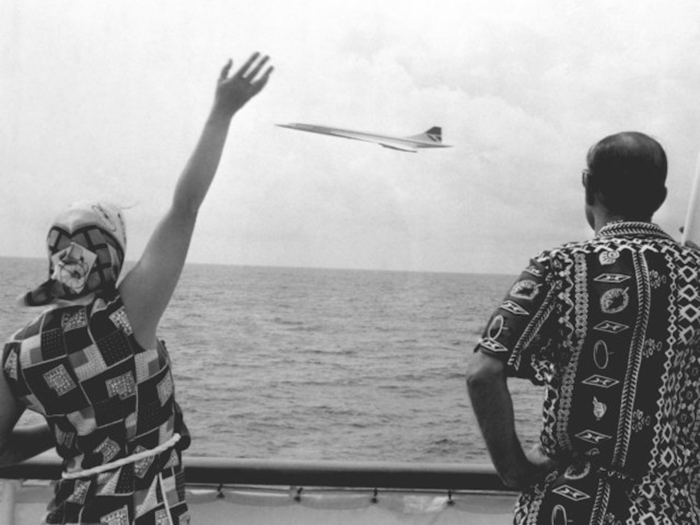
[[0, 254, 515, 279]]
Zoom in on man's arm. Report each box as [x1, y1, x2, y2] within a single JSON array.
[[0, 369, 53, 466], [466, 350, 533, 488], [120, 52, 273, 350]]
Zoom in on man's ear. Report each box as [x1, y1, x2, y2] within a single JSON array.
[[655, 186, 668, 210]]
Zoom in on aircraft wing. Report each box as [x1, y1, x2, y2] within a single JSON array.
[[319, 129, 418, 151], [377, 141, 418, 153]]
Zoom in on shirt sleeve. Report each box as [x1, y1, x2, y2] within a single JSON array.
[[475, 251, 559, 384]]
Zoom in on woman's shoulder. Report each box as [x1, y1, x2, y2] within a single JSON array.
[[9, 293, 137, 347]]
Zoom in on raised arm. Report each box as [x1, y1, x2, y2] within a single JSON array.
[[120, 52, 273, 349]]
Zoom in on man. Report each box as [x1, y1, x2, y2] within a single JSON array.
[[467, 132, 700, 524]]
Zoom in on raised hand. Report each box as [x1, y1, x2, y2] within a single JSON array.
[[213, 52, 273, 118]]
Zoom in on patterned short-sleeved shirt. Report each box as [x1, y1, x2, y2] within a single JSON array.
[[477, 222, 700, 525], [2, 293, 190, 524]]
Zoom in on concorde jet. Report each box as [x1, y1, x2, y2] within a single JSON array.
[[276, 123, 452, 153]]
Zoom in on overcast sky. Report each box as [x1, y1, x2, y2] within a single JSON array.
[[3, 0, 700, 274]]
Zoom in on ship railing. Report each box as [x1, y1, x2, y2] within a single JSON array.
[[0, 456, 512, 492]]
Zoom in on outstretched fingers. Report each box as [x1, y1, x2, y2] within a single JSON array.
[[234, 53, 272, 82], [233, 52, 262, 80], [245, 55, 270, 81]]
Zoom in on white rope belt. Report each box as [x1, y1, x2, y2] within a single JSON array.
[[62, 433, 182, 480]]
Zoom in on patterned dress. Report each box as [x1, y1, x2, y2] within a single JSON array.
[[477, 222, 700, 524], [2, 293, 190, 524]]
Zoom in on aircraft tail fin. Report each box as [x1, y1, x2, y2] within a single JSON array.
[[406, 127, 443, 144]]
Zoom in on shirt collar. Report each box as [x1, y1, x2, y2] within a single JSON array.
[[596, 221, 674, 240]]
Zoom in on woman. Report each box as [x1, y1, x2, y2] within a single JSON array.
[[0, 52, 272, 524]]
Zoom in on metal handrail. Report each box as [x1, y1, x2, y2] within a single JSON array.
[[0, 456, 511, 492]]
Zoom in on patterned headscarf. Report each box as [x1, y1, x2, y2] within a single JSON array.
[[21, 201, 127, 307]]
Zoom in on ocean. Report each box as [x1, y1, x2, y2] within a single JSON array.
[[0, 257, 543, 464]]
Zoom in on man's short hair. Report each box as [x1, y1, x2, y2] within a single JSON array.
[[586, 131, 667, 218]]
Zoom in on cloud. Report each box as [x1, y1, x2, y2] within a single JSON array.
[[3, 0, 700, 273]]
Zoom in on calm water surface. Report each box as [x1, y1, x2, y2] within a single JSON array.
[[0, 257, 542, 463]]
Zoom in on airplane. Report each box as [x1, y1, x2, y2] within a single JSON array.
[[276, 123, 452, 153]]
